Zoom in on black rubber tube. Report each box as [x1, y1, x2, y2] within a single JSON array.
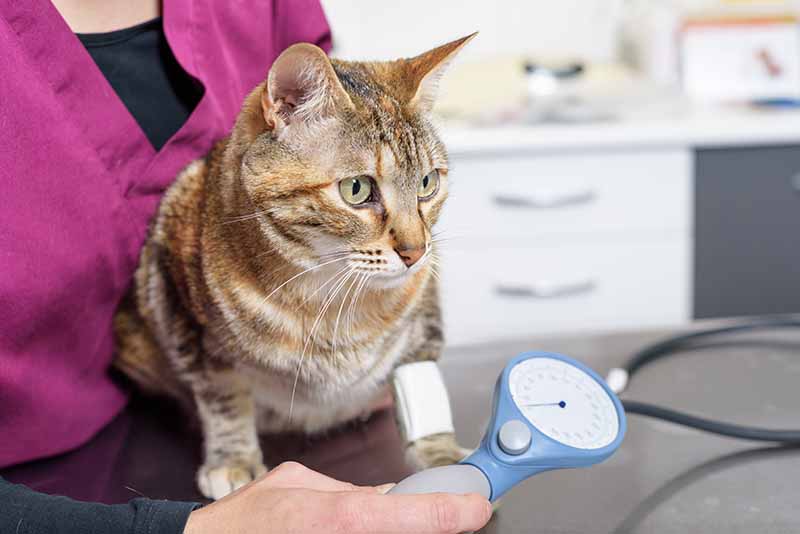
[[625, 317, 800, 376], [620, 316, 800, 443], [622, 400, 800, 443]]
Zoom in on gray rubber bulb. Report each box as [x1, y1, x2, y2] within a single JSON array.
[[388, 464, 491, 500]]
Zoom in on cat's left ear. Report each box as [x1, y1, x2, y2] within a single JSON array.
[[262, 43, 353, 132], [405, 32, 477, 113]]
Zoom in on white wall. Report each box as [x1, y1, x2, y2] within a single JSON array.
[[320, 0, 800, 64], [320, 0, 626, 63]]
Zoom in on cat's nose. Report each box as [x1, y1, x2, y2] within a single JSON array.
[[394, 244, 425, 267]]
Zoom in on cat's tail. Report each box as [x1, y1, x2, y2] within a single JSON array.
[[113, 291, 192, 406]]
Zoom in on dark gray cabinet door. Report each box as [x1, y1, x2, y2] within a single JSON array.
[[694, 145, 800, 318]]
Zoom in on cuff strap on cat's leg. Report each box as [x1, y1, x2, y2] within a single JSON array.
[[392, 361, 455, 443]]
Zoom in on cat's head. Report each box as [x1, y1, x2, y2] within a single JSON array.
[[233, 34, 475, 289]]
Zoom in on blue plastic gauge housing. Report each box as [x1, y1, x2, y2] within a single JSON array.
[[389, 351, 626, 502], [461, 351, 627, 501]]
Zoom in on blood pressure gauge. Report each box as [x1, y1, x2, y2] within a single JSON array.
[[390, 352, 626, 502]]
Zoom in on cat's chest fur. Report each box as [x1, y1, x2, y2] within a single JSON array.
[[201, 263, 430, 434], [241, 322, 413, 434]]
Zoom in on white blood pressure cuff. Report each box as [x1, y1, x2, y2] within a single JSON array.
[[392, 361, 455, 443]]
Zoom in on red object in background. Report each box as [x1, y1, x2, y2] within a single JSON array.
[[757, 48, 783, 78]]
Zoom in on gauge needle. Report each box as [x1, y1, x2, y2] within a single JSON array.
[[523, 401, 567, 408]]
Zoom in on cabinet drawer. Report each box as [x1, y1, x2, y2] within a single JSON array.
[[439, 236, 690, 346], [439, 149, 691, 241]]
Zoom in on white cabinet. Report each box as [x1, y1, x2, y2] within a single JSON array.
[[436, 148, 693, 346]]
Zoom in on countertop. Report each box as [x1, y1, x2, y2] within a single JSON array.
[[444, 326, 800, 533], [3, 324, 799, 533], [442, 105, 800, 156]]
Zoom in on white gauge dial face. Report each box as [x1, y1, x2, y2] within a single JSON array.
[[509, 358, 619, 450]]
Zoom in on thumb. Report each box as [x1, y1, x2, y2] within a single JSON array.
[[373, 483, 397, 494]]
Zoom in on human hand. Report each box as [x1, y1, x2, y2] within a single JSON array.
[[184, 461, 491, 534]]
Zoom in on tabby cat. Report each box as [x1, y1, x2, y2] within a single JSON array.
[[114, 34, 474, 500]]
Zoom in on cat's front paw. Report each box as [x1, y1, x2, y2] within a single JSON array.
[[405, 432, 471, 471], [197, 452, 268, 500]]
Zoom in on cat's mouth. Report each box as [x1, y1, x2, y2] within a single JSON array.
[[369, 267, 412, 282], [360, 254, 431, 289], [310, 245, 431, 290]]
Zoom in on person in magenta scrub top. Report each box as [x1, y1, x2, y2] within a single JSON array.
[[0, 1, 492, 533]]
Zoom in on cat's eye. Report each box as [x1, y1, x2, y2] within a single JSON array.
[[339, 176, 373, 205], [418, 170, 440, 199]]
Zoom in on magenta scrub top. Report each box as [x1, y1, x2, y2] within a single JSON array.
[[0, 0, 332, 468]]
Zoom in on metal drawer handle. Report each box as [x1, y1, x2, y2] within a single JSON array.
[[494, 279, 597, 299], [791, 172, 800, 193], [492, 190, 596, 209]]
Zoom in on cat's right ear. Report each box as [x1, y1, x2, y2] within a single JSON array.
[[261, 44, 353, 133]]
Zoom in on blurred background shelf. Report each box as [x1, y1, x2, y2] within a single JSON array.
[[441, 106, 800, 155]]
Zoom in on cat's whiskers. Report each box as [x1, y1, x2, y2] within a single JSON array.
[[288, 266, 356, 422], [429, 240, 451, 249], [428, 254, 443, 283], [285, 252, 378, 321], [317, 249, 352, 261], [341, 272, 362, 348], [299, 263, 353, 308], [221, 210, 271, 225], [255, 247, 349, 265], [351, 272, 375, 347], [345, 269, 413, 390], [416, 242, 435, 267], [260, 256, 350, 305], [339, 272, 371, 366], [429, 265, 442, 283], [345, 272, 370, 343], [331, 272, 361, 355], [430, 229, 461, 249], [284, 251, 352, 282], [252, 246, 281, 261]]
